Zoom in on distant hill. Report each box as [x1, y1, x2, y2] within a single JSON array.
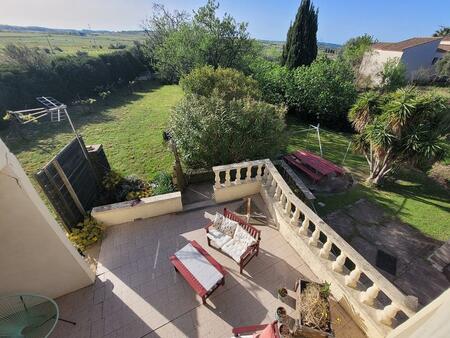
[[0, 24, 143, 36], [259, 39, 341, 50]]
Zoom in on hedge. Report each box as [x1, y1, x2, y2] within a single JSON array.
[[0, 48, 147, 118]]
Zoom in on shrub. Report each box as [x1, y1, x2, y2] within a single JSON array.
[[435, 53, 450, 78], [151, 172, 175, 195], [249, 58, 290, 105], [379, 59, 407, 92], [102, 171, 152, 202], [67, 216, 104, 252], [170, 94, 286, 168], [180, 66, 261, 101], [286, 55, 357, 128], [340, 34, 376, 71]]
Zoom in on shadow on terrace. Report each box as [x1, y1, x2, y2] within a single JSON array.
[[51, 196, 365, 338]]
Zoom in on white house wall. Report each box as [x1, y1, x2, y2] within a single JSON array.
[[401, 40, 442, 79], [359, 49, 403, 86], [0, 138, 95, 299]]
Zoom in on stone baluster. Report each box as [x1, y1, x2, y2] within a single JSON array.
[[264, 171, 272, 187], [299, 217, 309, 235], [214, 170, 221, 188], [269, 178, 277, 195], [262, 164, 269, 180], [378, 304, 399, 326], [225, 169, 231, 187], [284, 200, 292, 217], [278, 193, 286, 206], [235, 167, 241, 184], [319, 238, 332, 259], [256, 164, 263, 181], [246, 165, 252, 182], [332, 252, 347, 273], [274, 186, 282, 201], [290, 207, 301, 226], [360, 285, 380, 306], [308, 226, 321, 246], [345, 267, 362, 288]]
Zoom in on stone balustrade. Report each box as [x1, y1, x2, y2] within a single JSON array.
[[213, 159, 267, 188], [261, 160, 417, 337], [212, 160, 268, 203], [212, 158, 417, 337]]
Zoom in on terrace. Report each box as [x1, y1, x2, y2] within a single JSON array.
[[50, 159, 420, 338], [2, 139, 445, 338], [51, 197, 365, 338]]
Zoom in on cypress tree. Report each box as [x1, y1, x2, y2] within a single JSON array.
[[281, 0, 318, 68]]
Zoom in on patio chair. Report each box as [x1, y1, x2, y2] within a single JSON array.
[[232, 321, 280, 337]]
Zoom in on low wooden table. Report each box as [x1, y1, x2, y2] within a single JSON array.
[[170, 240, 226, 304]]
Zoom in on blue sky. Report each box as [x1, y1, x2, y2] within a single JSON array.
[[1, 0, 449, 44]]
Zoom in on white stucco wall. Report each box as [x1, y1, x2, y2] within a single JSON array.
[[91, 191, 183, 226], [359, 49, 403, 86], [387, 289, 450, 338], [0, 138, 95, 299], [401, 40, 442, 79]]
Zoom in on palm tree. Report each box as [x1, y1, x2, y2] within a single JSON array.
[[433, 26, 450, 37], [348, 87, 449, 186]]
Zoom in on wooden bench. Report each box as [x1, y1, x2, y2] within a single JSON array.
[[205, 208, 261, 274], [284, 155, 323, 182]]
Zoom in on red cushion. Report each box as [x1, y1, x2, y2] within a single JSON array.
[[252, 323, 276, 338]]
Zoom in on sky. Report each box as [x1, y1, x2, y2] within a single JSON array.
[[1, 0, 449, 44]]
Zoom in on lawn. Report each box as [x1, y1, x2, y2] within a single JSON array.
[[0, 31, 144, 56], [1, 81, 183, 182], [1, 84, 448, 241], [284, 115, 450, 241]]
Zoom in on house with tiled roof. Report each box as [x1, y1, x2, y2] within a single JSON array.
[[359, 36, 448, 86]]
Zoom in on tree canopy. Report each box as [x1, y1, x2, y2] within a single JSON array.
[[143, 1, 256, 83], [171, 67, 285, 168], [433, 26, 450, 37], [281, 0, 318, 69]]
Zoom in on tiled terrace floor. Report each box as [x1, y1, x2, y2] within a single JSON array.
[[52, 198, 365, 338]]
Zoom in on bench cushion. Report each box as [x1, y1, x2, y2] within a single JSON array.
[[213, 212, 239, 237], [233, 224, 257, 248], [207, 228, 232, 249], [222, 239, 248, 263]]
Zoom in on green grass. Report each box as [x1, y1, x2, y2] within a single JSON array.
[[2, 83, 448, 240], [0, 31, 144, 56], [1, 81, 183, 181], [284, 116, 450, 241]]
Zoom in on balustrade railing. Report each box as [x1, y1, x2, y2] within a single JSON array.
[[213, 159, 267, 189], [261, 160, 417, 328], [212, 158, 417, 330]]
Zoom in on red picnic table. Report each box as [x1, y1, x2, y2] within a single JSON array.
[[170, 240, 226, 304], [284, 150, 345, 182]]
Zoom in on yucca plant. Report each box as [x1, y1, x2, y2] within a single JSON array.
[[348, 87, 449, 186]]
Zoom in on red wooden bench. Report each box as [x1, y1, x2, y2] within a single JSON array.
[[205, 208, 261, 274], [232, 321, 280, 337], [284, 154, 323, 182]]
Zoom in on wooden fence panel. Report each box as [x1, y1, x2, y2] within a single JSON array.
[[35, 137, 104, 230]]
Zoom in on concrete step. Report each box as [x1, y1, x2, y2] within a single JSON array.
[[428, 240, 450, 272]]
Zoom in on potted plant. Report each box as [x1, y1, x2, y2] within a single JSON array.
[[279, 324, 290, 337], [296, 280, 334, 337], [277, 287, 288, 300], [275, 306, 287, 323]]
